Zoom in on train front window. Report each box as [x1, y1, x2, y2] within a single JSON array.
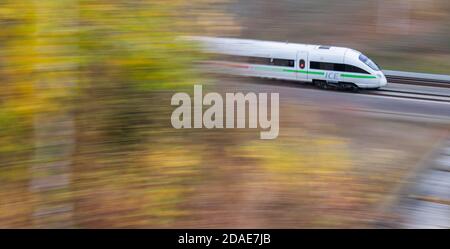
[[359, 54, 380, 71]]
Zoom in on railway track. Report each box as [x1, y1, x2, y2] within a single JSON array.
[[386, 76, 450, 89], [216, 70, 450, 228], [370, 70, 450, 103], [206, 68, 450, 103], [365, 87, 450, 103], [384, 70, 450, 88], [340, 70, 450, 228]]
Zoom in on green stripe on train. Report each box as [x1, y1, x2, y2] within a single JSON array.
[[282, 69, 324, 75], [253, 66, 376, 78], [340, 74, 376, 79], [254, 66, 284, 72], [306, 71, 325, 75]]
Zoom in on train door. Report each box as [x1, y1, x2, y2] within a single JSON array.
[[296, 51, 308, 82]]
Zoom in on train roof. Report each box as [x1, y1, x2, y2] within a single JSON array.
[[190, 36, 351, 58]]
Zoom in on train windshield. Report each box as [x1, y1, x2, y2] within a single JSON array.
[[359, 54, 380, 71]]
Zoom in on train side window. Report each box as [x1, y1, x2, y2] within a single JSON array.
[[333, 63, 345, 72], [310, 61, 320, 69], [247, 56, 271, 65], [345, 64, 370, 74], [273, 58, 295, 67], [311, 61, 350, 72], [319, 62, 334, 71], [299, 59, 305, 69]]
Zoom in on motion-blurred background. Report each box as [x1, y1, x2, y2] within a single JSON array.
[[0, 0, 449, 228]]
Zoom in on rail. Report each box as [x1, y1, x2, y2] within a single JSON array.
[[384, 70, 450, 88]]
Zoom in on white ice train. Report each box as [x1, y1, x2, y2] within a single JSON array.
[[194, 37, 387, 90]]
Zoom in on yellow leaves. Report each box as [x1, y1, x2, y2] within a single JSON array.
[[0, 0, 81, 154], [146, 143, 202, 179], [237, 136, 352, 177], [139, 143, 203, 224], [72, 141, 203, 226], [0, 7, 15, 17], [148, 186, 191, 216], [0, 0, 236, 227]]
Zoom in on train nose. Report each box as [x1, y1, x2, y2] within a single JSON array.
[[378, 73, 387, 87]]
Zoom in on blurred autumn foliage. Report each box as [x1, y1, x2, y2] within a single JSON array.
[[0, 0, 447, 228], [0, 0, 237, 227]]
